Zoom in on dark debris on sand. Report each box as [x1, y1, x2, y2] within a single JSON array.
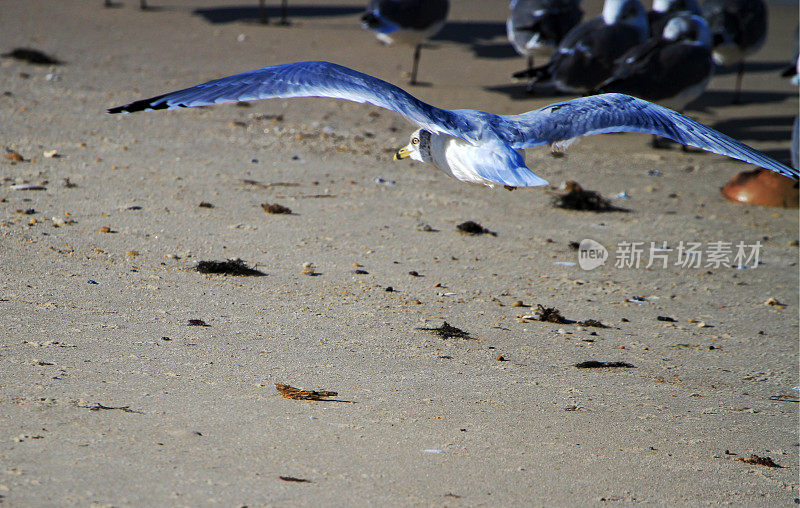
[[417, 321, 473, 339], [579, 319, 608, 328], [456, 221, 496, 236], [553, 181, 629, 212], [279, 476, 311, 483], [738, 455, 781, 467], [187, 319, 210, 327], [536, 305, 570, 324], [530, 304, 607, 328], [262, 202, 292, 214], [575, 361, 635, 369], [2, 48, 62, 65], [275, 383, 338, 400], [77, 402, 143, 413], [195, 259, 265, 276]]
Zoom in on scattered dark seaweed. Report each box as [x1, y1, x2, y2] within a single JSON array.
[[275, 384, 338, 400], [195, 259, 265, 276], [456, 221, 496, 236], [417, 321, 473, 339], [575, 361, 635, 369], [553, 181, 629, 212]]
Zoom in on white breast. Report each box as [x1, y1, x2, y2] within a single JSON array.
[[429, 135, 525, 188]]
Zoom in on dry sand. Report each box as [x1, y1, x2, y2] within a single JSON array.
[[1, 0, 798, 505]]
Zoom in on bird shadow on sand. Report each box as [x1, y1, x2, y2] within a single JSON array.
[[713, 61, 793, 76], [759, 148, 793, 165], [690, 89, 796, 108], [433, 21, 528, 61], [483, 83, 572, 101], [192, 4, 363, 24], [432, 22, 506, 44], [710, 115, 795, 142], [471, 42, 520, 59], [710, 115, 795, 165], [104, 2, 169, 11]]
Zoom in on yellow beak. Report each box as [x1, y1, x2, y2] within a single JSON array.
[[394, 146, 412, 160]]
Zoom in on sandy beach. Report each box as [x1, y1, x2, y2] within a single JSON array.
[[1, 0, 798, 505]]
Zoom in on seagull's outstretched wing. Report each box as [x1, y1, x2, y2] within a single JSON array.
[[500, 93, 798, 180], [108, 61, 474, 142]]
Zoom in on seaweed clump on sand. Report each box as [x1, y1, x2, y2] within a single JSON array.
[[536, 304, 570, 324], [553, 181, 628, 212], [456, 221, 496, 236], [417, 321, 473, 339], [195, 259, 265, 276], [275, 384, 338, 400], [575, 361, 635, 369], [261, 202, 292, 214]]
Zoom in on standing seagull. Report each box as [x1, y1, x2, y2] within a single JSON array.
[[513, 0, 649, 94], [506, 0, 584, 73], [701, 0, 767, 104], [595, 14, 714, 147], [107, 61, 797, 189], [361, 0, 449, 85]]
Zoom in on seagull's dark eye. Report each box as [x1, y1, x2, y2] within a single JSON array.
[[412, 137, 420, 145]]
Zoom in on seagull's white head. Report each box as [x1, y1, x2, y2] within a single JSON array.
[[662, 14, 712, 47], [394, 129, 433, 164], [603, 0, 647, 34], [652, 0, 701, 15]]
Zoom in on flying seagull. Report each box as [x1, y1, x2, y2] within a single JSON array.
[[361, 0, 449, 85], [107, 61, 797, 188]]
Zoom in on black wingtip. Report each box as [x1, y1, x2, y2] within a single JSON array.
[[107, 93, 173, 114]]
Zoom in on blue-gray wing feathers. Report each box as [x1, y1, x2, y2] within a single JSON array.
[[108, 61, 474, 142], [501, 94, 798, 179]]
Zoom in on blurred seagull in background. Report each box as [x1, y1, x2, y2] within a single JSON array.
[[107, 61, 798, 190], [701, 0, 767, 103], [361, 0, 449, 85], [648, 0, 702, 35], [103, 0, 147, 8], [513, 0, 649, 94], [258, 0, 289, 25], [506, 0, 584, 73], [780, 26, 798, 85], [595, 14, 714, 148]]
